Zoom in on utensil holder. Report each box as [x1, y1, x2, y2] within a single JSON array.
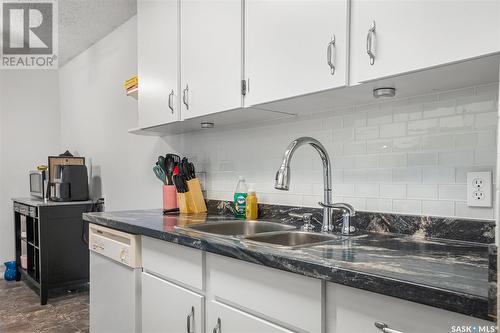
[[187, 179, 207, 213], [163, 185, 178, 211]]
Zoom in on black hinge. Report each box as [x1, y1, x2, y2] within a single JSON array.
[[241, 79, 247, 96]]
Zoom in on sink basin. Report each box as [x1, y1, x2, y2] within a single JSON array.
[[244, 231, 340, 249], [176, 220, 296, 237]]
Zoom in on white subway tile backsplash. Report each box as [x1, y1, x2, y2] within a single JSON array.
[[407, 152, 437, 167], [393, 136, 420, 152], [475, 83, 499, 99], [423, 100, 456, 118], [355, 184, 380, 197], [422, 167, 455, 184], [380, 123, 406, 138], [439, 115, 474, 131], [393, 199, 421, 215], [475, 112, 498, 129], [457, 94, 497, 113], [438, 151, 474, 166], [437, 88, 475, 101], [474, 148, 497, 165], [366, 198, 393, 212], [333, 127, 355, 142], [380, 184, 406, 199], [438, 184, 467, 201], [355, 155, 379, 169], [421, 134, 454, 151], [422, 200, 455, 217], [344, 141, 366, 154], [367, 109, 393, 126], [181, 85, 497, 218], [408, 118, 438, 135], [379, 154, 406, 168], [455, 202, 494, 220], [355, 126, 379, 140], [343, 113, 367, 128], [393, 167, 422, 183], [366, 139, 393, 153], [407, 184, 438, 199]]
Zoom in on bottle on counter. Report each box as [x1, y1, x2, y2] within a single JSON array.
[[245, 189, 258, 220], [234, 176, 248, 219]]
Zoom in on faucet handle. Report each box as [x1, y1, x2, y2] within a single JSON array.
[[288, 212, 315, 231]]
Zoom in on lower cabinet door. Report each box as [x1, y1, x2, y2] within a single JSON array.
[[207, 300, 294, 333], [142, 272, 204, 333]]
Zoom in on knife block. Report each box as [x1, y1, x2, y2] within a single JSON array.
[[177, 192, 193, 214], [187, 178, 207, 213]]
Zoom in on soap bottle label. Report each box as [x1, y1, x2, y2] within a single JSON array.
[[234, 193, 247, 218]]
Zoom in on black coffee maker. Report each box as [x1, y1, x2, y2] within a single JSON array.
[[50, 165, 89, 202]]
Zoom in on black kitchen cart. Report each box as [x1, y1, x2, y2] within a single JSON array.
[[13, 198, 93, 305]]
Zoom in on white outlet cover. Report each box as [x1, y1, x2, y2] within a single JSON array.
[[467, 171, 492, 207]]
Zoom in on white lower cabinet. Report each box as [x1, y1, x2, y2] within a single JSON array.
[[207, 300, 294, 333], [327, 283, 494, 333], [142, 272, 204, 333]]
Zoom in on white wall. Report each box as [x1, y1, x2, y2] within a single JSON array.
[[0, 70, 60, 264], [59, 16, 179, 211], [180, 84, 499, 220]]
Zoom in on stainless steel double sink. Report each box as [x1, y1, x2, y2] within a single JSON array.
[[176, 220, 341, 249]]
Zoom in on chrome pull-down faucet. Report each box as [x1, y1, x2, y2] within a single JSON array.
[[275, 137, 356, 234]]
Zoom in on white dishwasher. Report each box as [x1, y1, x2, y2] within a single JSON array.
[[89, 224, 142, 333]]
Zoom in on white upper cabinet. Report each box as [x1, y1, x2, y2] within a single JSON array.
[[350, 0, 500, 84], [180, 0, 243, 119], [244, 0, 349, 107], [138, 0, 180, 128]]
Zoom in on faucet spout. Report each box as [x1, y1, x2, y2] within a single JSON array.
[[275, 137, 333, 232]]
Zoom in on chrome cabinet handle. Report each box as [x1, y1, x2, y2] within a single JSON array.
[[366, 20, 376, 65], [186, 307, 194, 333], [375, 322, 404, 333], [327, 35, 336, 75], [212, 318, 221, 333], [182, 85, 189, 110], [168, 89, 174, 114]]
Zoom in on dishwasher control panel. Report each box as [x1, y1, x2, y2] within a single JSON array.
[[89, 224, 141, 268]]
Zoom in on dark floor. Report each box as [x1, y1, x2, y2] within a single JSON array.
[[0, 279, 89, 333]]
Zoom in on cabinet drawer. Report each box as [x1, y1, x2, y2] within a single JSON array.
[[207, 300, 293, 333], [207, 253, 323, 333], [142, 237, 203, 290], [142, 272, 204, 333], [328, 283, 494, 333]]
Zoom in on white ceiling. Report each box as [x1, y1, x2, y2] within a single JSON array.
[[58, 0, 137, 66]]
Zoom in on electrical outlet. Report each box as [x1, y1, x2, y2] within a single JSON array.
[[467, 172, 492, 207]]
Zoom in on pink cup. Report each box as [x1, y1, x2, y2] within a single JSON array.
[[163, 185, 178, 211]]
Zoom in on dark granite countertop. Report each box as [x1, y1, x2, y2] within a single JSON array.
[[83, 209, 493, 321]]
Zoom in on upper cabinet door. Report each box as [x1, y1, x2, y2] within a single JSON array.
[[138, 0, 180, 128], [350, 0, 500, 83], [181, 0, 243, 119], [244, 0, 349, 107]]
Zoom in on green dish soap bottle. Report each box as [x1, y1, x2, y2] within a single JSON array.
[[234, 176, 248, 219]]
